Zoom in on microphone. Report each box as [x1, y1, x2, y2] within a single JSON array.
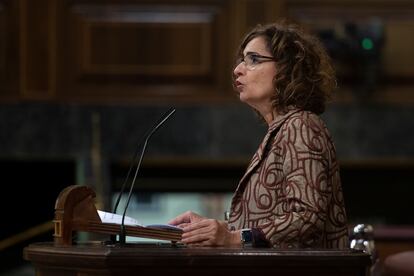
[[117, 108, 176, 245]]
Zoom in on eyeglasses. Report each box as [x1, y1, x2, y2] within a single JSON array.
[[238, 53, 275, 69]]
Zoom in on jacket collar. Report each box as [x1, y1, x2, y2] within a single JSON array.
[[233, 108, 302, 195]]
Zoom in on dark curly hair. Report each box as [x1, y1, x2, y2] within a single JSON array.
[[235, 22, 336, 115]]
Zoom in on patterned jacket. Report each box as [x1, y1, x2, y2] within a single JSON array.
[[228, 109, 349, 249]]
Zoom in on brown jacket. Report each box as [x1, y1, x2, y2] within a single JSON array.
[[228, 109, 349, 248]]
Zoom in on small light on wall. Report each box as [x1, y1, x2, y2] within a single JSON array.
[[361, 38, 374, 51]]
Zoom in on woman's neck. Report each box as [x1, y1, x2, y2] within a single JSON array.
[[262, 109, 278, 125]]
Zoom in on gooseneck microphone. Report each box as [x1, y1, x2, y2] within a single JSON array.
[[117, 108, 176, 245]]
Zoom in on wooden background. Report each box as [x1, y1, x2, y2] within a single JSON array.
[[1, 0, 414, 104]]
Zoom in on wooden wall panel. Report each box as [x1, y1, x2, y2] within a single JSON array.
[[74, 8, 214, 77], [384, 21, 414, 78], [20, 0, 53, 99], [0, 3, 6, 87], [0, 0, 19, 99], [289, 2, 414, 78], [1, 0, 413, 104], [57, 1, 231, 103], [287, 0, 414, 102]]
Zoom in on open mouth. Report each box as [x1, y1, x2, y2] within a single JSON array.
[[235, 80, 244, 90]]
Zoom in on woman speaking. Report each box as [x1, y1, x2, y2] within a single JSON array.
[[168, 21, 349, 249]]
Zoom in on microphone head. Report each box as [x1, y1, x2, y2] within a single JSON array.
[[149, 108, 176, 137]]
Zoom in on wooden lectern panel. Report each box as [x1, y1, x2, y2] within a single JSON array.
[[53, 185, 182, 246], [24, 242, 371, 276]]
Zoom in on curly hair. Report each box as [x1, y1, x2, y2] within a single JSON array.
[[235, 22, 336, 115]]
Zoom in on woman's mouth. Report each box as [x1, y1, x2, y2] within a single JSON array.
[[235, 80, 244, 90]]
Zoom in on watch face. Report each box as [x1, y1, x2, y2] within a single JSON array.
[[241, 229, 253, 243]]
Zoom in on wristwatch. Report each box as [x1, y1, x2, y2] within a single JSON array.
[[240, 228, 253, 247]]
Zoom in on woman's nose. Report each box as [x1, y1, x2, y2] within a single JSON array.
[[233, 62, 244, 77]]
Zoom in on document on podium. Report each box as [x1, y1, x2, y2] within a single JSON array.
[[98, 210, 142, 226], [97, 210, 182, 231]]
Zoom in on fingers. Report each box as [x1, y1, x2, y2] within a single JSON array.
[[181, 228, 212, 244], [167, 211, 193, 225], [169, 214, 228, 246], [181, 219, 221, 245], [168, 211, 206, 225], [183, 219, 215, 232], [182, 235, 210, 245], [175, 223, 190, 229], [182, 223, 212, 239]]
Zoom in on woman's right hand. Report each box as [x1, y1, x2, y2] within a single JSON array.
[[168, 211, 206, 229]]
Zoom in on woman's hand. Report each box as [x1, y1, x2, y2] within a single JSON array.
[[169, 211, 241, 246], [168, 211, 206, 229], [182, 219, 240, 246]]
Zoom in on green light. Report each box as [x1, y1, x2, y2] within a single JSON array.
[[362, 38, 374, 50]]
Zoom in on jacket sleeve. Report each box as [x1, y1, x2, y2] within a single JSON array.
[[252, 115, 332, 248]]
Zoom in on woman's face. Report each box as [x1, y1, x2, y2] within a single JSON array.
[[233, 36, 277, 112]]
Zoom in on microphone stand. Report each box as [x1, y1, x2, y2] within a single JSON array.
[[116, 108, 176, 245], [109, 127, 142, 244], [113, 108, 176, 215]]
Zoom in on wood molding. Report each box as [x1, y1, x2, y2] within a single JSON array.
[[0, 0, 19, 99], [19, 0, 56, 100]]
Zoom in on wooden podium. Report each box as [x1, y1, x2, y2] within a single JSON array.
[[23, 185, 371, 275], [24, 242, 371, 276]]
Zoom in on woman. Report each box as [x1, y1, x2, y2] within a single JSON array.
[[168, 22, 349, 249]]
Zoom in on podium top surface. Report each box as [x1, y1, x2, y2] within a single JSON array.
[[23, 242, 371, 276], [24, 241, 371, 265]]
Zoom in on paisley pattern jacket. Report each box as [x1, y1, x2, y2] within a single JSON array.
[[228, 109, 349, 249]]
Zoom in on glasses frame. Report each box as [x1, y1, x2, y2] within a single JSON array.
[[239, 53, 275, 69]]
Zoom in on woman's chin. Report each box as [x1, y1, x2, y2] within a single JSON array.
[[239, 96, 256, 108], [238, 92, 249, 103]]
